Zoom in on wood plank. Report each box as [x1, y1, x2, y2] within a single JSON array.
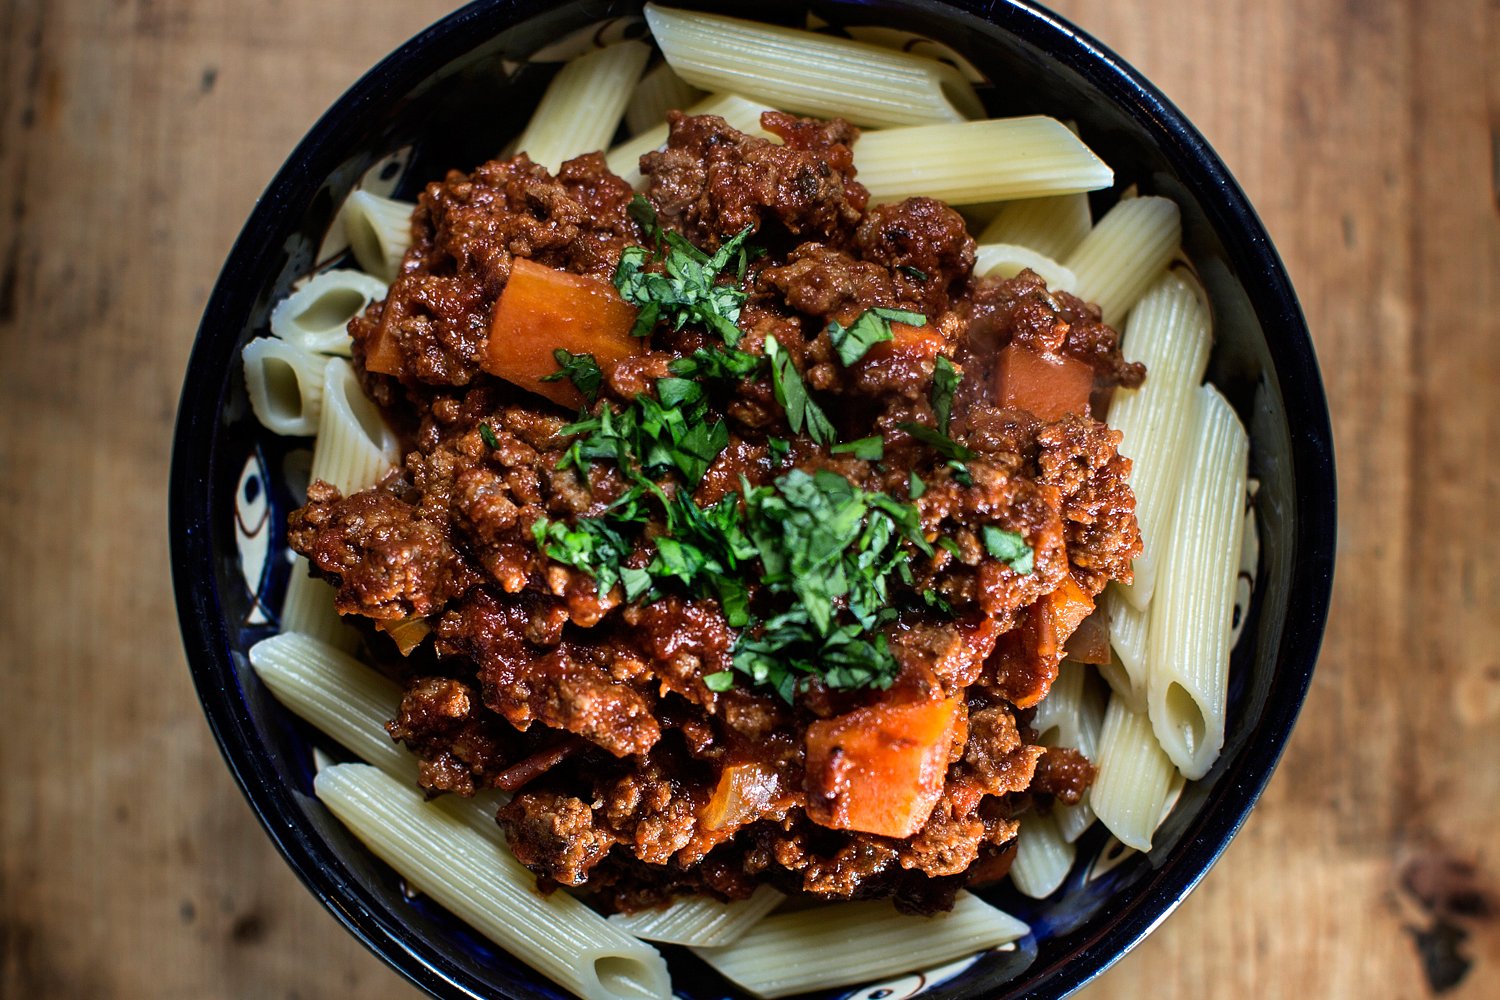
[[1, 0, 1495, 998]]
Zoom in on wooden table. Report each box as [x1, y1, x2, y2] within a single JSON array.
[[2, 1, 1496, 996]]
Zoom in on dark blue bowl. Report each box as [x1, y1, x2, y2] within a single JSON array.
[[170, 1, 1336, 997]]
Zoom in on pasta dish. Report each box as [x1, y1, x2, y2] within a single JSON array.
[[238, 7, 1250, 999]]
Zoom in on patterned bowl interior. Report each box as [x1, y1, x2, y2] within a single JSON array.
[[175, 2, 1336, 999]]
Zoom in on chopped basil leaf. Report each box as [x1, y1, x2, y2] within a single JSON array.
[[898, 422, 975, 462], [703, 670, 735, 692], [539, 348, 604, 402], [612, 224, 756, 347], [898, 265, 929, 282], [478, 423, 500, 449], [826, 307, 927, 367], [982, 525, 1035, 575], [627, 194, 661, 246], [767, 437, 790, 466], [871, 306, 928, 326], [831, 436, 884, 461], [932, 355, 960, 434], [765, 334, 836, 445], [909, 471, 926, 499]]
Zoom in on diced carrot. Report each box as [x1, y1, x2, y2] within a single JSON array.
[[363, 319, 404, 376], [1041, 572, 1095, 655], [482, 257, 641, 407], [701, 761, 782, 831], [994, 343, 1093, 421], [1064, 605, 1112, 664], [804, 695, 960, 839], [375, 615, 430, 656], [861, 321, 947, 364]]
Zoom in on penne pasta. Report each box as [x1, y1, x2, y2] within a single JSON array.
[[308, 359, 400, 496], [606, 92, 780, 188], [315, 764, 672, 1000], [977, 192, 1092, 261], [279, 556, 359, 654], [340, 191, 415, 283], [249, 632, 414, 783], [1146, 385, 1248, 779], [1033, 662, 1108, 843], [853, 118, 1113, 206], [690, 891, 1028, 998], [644, 4, 981, 128], [1108, 272, 1214, 609], [1010, 811, 1076, 899], [607, 884, 785, 947], [973, 242, 1078, 294], [1090, 695, 1176, 852], [516, 41, 653, 173], [625, 60, 705, 137], [1064, 195, 1181, 327], [1102, 585, 1149, 709], [270, 269, 388, 356], [242, 336, 327, 437]]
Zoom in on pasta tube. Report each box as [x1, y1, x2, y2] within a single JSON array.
[[1147, 385, 1248, 779], [279, 557, 358, 654], [973, 242, 1078, 293], [340, 191, 414, 283], [315, 764, 672, 1000], [607, 885, 785, 947], [644, 4, 981, 128], [270, 269, 388, 356], [1090, 695, 1176, 852], [242, 337, 326, 437], [308, 359, 400, 496], [691, 891, 1028, 998], [1064, 195, 1181, 327], [1108, 271, 1214, 608], [853, 118, 1113, 206], [1010, 811, 1076, 899], [516, 41, 653, 172], [977, 192, 1092, 261], [249, 632, 414, 783]]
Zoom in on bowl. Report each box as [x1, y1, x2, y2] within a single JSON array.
[[170, 1, 1337, 997]]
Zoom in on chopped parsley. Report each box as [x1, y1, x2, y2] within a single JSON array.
[[982, 525, 1035, 575], [827, 306, 928, 366], [767, 437, 790, 466], [539, 348, 603, 402], [528, 206, 995, 702], [831, 435, 884, 461], [612, 196, 759, 345], [765, 334, 836, 445], [932, 356, 959, 434]]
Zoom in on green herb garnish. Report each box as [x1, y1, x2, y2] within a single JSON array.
[[478, 423, 500, 449], [932, 356, 959, 434], [612, 201, 759, 346], [539, 348, 604, 403], [982, 525, 1035, 575], [765, 334, 837, 445], [898, 265, 929, 282], [909, 471, 926, 499], [827, 306, 928, 366], [831, 436, 884, 461]]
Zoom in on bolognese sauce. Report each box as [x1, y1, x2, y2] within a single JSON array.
[[287, 110, 1143, 915]]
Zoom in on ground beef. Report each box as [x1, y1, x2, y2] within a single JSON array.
[[642, 111, 867, 248], [1031, 747, 1098, 805], [288, 112, 1147, 913]]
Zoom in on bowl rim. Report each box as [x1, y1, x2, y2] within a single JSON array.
[[170, 1, 1337, 998]]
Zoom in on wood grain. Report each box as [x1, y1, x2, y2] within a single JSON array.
[[1, 1, 1496, 998]]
